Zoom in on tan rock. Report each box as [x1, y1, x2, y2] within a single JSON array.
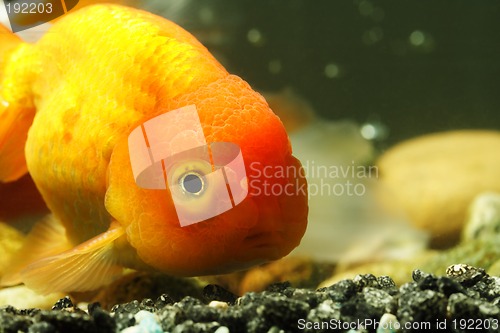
[[237, 256, 334, 294], [318, 251, 436, 288], [203, 256, 334, 295], [0, 285, 64, 309], [462, 192, 500, 242], [377, 130, 500, 247]]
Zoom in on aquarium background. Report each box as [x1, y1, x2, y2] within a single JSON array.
[[146, 0, 500, 145], [0, 1, 499, 323]]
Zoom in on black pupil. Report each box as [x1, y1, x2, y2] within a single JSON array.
[[183, 174, 203, 194]]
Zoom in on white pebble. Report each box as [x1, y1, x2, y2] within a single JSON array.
[[120, 310, 162, 333], [209, 300, 229, 309], [377, 313, 400, 332], [214, 327, 230, 333]]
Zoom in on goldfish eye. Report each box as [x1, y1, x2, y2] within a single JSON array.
[[167, 159, 213, 202], [179, 171, 205, 196]]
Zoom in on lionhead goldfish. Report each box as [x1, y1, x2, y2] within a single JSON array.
[[0, 4, 307, 294]]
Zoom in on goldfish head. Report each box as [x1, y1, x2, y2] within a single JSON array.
[[105, 75, 308, 276]]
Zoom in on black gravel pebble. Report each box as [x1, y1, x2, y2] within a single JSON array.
[[1, 265, 499, 333], [203, 284, 239, 305]]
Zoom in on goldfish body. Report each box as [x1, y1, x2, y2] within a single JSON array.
[[0, 5, 307, 294]]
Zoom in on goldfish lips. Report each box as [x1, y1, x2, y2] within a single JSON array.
[[241, 230, 285, 261], [244, 230, 283, 248], [234, 157, 309, 264]]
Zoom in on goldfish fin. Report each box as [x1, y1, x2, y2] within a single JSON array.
[[0, 215, 72, 287], [0, 101, 35, 182], [0, 24, 36, 182], [19, 221, 126, 294]]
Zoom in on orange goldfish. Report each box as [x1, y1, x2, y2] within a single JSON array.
[[0, 5, 307, 294]]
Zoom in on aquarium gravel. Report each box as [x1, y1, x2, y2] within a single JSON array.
[[0, 265, 499, 333]]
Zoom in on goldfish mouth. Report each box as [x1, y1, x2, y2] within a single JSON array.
[[244, 231, 282, 249], [234, 231, 287, 265]]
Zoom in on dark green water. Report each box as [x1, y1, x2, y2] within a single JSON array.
[[150, 0, 500, 145]]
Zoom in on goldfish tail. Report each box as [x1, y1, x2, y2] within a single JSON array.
[[1, 215, 126, 294], [0, 221, 25, 278], [0, 215, 72, 287], [0, 24, 37, 182]]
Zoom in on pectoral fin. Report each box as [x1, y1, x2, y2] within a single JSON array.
[[0, 25, 36, 182], [0, 102, 34, 182], [1, 216, 126, 294]]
